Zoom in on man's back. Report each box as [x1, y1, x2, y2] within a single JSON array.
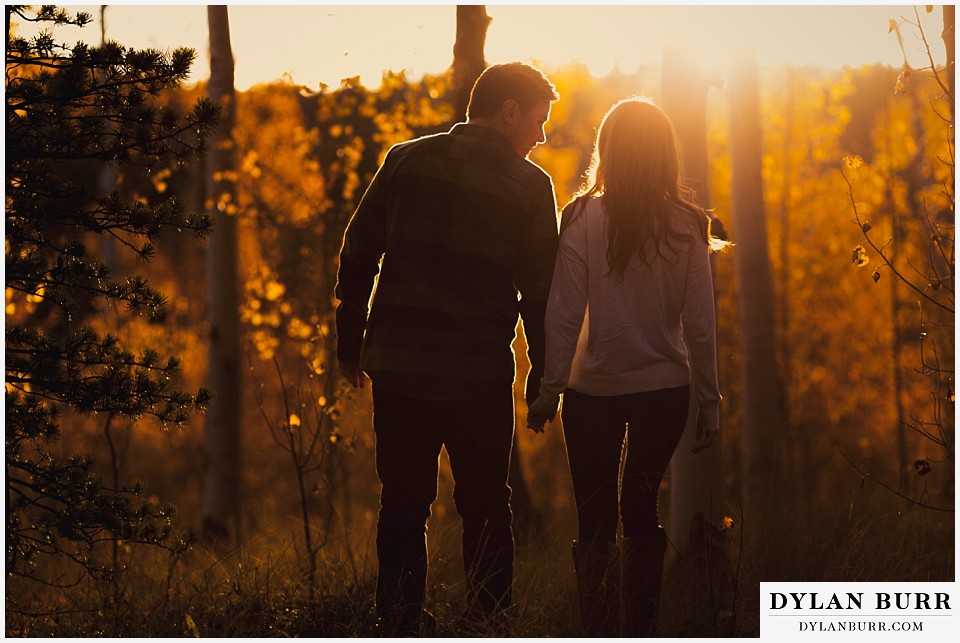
[[337, 122, 558, 387], [335, 62, 559, 635]]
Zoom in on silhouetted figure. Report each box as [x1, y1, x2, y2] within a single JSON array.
[[528, 98, 728, 637], [335, 62, 559, 636]]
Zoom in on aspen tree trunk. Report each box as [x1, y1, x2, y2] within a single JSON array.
[[775, 69, 794, 430], [661, 46, 723, 557], [897, 84, 952, 501], [944, 6, 955, 115], [449, 4, 538, 535], [729, 52, 784, 536], [202, 5, 242, 543], [451, 5, 491, 122], [774, 68, 814, 508], [885, 168, 908, 493], [97, 5, 119, 272], [938, 5, 954, 502]]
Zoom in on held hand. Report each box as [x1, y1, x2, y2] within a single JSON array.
[[526, 393, 559, 434], [525, 411, 554, 434], [338, 359, 366, 389], [691, 418, 717, 454]]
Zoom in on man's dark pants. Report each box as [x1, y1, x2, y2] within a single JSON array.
[[372, 382, 515, 628]]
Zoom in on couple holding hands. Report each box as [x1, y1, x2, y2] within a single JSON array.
[[336, 61, 726, 637]]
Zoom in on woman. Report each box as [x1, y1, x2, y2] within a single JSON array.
[[527, 97, 728, 637]]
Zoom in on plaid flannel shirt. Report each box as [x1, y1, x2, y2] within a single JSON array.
[[335, 123, 558, 393]]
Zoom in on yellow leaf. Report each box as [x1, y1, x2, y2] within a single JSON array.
[[318, 395, 327, 407], [852, 244, 870, 267], [843, 155, 863, 169], [26, 284, 45, 303], [264, 280, 285, 302], [289, 413, 301, 428], [888, 18, 897, 33]]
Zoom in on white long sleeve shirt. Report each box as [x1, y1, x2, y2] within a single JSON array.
[[532, 196, 722, 432]]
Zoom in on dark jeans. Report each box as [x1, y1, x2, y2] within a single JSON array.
[[562, 386, 690, 544], [372, 382, 515, 623]]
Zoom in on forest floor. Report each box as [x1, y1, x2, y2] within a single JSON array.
[[7, 492, 952, 638]]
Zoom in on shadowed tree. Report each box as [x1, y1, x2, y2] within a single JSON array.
[[96, 5, 119, 271], [944, 6, 955, 110], [449, 4, 540, 536], [728, 51, 784, 542], [450, 5, 491, 122], [202, 4, 242, 543]]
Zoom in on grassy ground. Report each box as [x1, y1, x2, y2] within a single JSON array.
[[6, 523, 582, 637], [6, 481, 953, 637]]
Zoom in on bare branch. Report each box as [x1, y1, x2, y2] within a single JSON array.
[[837, 443, 954, 512]]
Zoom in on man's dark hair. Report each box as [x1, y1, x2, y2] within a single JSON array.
[[466, 62, 559, 119]]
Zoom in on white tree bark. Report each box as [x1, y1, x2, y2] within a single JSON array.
[[661, 46, 724, 557]]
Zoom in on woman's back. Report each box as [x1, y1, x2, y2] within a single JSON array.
[[552, 196, 713, 398], [525, 97, 725, 639], [531, 96, 724, 436]]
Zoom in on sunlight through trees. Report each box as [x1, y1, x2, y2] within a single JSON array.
[[5, 5, 953, 638]]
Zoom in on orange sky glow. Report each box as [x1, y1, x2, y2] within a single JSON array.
[[11, 3, 949, 91]]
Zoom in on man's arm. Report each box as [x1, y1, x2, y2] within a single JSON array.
[[334, 152, 393, 385], [516, 179, 559, 406]]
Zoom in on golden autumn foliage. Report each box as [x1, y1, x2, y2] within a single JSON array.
[[7, 50, 952, 637]]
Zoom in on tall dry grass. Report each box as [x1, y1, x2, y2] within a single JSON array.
[[6, 449, 953, 637]]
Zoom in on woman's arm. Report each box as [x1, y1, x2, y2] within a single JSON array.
[[527, 200, 589, 428], [681, 237, 722, 433]]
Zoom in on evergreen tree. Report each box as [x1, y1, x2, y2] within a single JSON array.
[[5, 5, 217, 587]]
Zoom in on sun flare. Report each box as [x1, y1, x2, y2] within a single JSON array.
[[11, 4, 946, 91]]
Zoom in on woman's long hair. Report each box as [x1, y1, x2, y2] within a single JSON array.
[[576, 97, 726, 275]]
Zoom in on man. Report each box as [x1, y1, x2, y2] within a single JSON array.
[[335, 62, 559, 635]]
